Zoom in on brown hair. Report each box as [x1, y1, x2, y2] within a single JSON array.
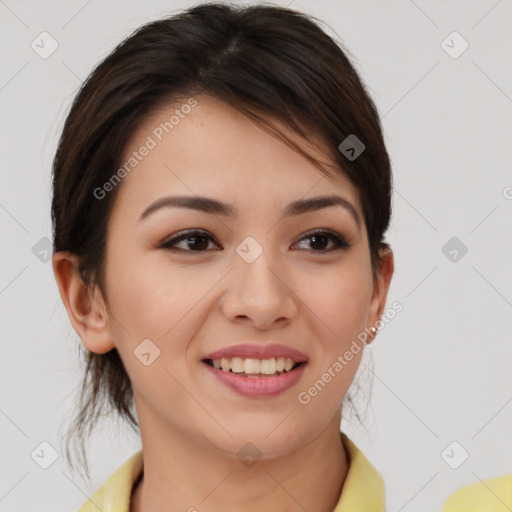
[[52, 1, 392, 480]]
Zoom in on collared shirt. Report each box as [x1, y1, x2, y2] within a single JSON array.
[[441, 474, 512, 512], [77, 432, 385, 511]]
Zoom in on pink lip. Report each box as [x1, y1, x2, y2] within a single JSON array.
[[202, 343, 308, 362], [203, 361, 307, 398]]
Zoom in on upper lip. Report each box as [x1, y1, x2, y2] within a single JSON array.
[[203, 343, 309, 363]]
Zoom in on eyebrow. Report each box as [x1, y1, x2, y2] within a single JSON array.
[[139, 194, 360, 228]]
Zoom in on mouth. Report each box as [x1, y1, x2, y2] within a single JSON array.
[[202, 357, 306, 378]]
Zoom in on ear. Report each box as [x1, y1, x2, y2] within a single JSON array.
[[52, 251, 115, 354], [366, 246, 394, 344]]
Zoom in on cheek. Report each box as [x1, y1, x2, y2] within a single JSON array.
[[294, 262, 372, 338], [106, 249, 194, 334], [293, 261, 371, 400], [105, 259, 204, 395], [106, 252, 221, 371]]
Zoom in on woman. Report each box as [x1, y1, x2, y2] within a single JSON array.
[[51, 3, 394, 511]]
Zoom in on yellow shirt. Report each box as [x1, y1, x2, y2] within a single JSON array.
[[441, 474, 512, 512], [77, 432, 385, 511]]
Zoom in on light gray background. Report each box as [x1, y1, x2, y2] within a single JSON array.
[[1, 0, 511, 511]]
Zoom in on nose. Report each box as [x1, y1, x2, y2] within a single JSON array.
[[221, 245, 297, 330]]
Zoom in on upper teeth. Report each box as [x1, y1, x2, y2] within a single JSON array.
[[212, 357, 297, 374]]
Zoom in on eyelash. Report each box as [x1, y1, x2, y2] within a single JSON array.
[[159, 229, 351, 254]]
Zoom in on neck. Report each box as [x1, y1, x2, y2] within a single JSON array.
[[130, 399, 349, 512]]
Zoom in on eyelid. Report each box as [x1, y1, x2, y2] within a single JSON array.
[[159, 228, 351, 253], [159, 228, 219, 249], [297, 227, 347, 240], [293, 228, 351, 251]]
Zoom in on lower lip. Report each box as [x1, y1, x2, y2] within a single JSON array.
[[202, 361, 307, 398]]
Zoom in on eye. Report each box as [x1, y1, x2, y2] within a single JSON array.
[[159, 230, 220, 253], [159, 229, 350, 254], [293, 230, 351, 253]]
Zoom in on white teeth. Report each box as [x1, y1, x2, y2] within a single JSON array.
[[209, 357, 300, 375], [220, 358, 230, 372], [260, 358, 276, 375], [244, 358, 261, 374], [284, 358, 294, 371], [231, 357, 244, 373]]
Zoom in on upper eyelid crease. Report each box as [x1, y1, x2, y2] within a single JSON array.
[[139, 194, 360, 230]]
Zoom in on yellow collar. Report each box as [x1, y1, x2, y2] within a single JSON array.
[[335, 432, 385, 511], [78, 432, 384, 511]]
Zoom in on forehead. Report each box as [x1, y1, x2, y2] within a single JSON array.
[[114, 95, 361, 218]]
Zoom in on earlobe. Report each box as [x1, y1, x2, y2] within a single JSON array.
[[52, 251, 116, 354]]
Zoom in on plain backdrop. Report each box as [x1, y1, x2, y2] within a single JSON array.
[[0, 0, 511, 511]]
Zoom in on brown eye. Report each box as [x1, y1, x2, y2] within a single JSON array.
[[160, 230, 220, 252], [293, 230, 350, 253], [159, 229, 350, 255]]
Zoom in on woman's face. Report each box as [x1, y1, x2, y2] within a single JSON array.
[[97, 95, 393, 459]]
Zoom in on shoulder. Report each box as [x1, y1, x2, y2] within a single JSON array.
[[441, 474, 512, 512]]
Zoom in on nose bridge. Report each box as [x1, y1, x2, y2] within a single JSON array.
[[223, 233, 296, 326], [235, 234, 283, 296]]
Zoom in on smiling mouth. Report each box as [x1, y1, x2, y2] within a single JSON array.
[[203, 358, 305, 378]]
